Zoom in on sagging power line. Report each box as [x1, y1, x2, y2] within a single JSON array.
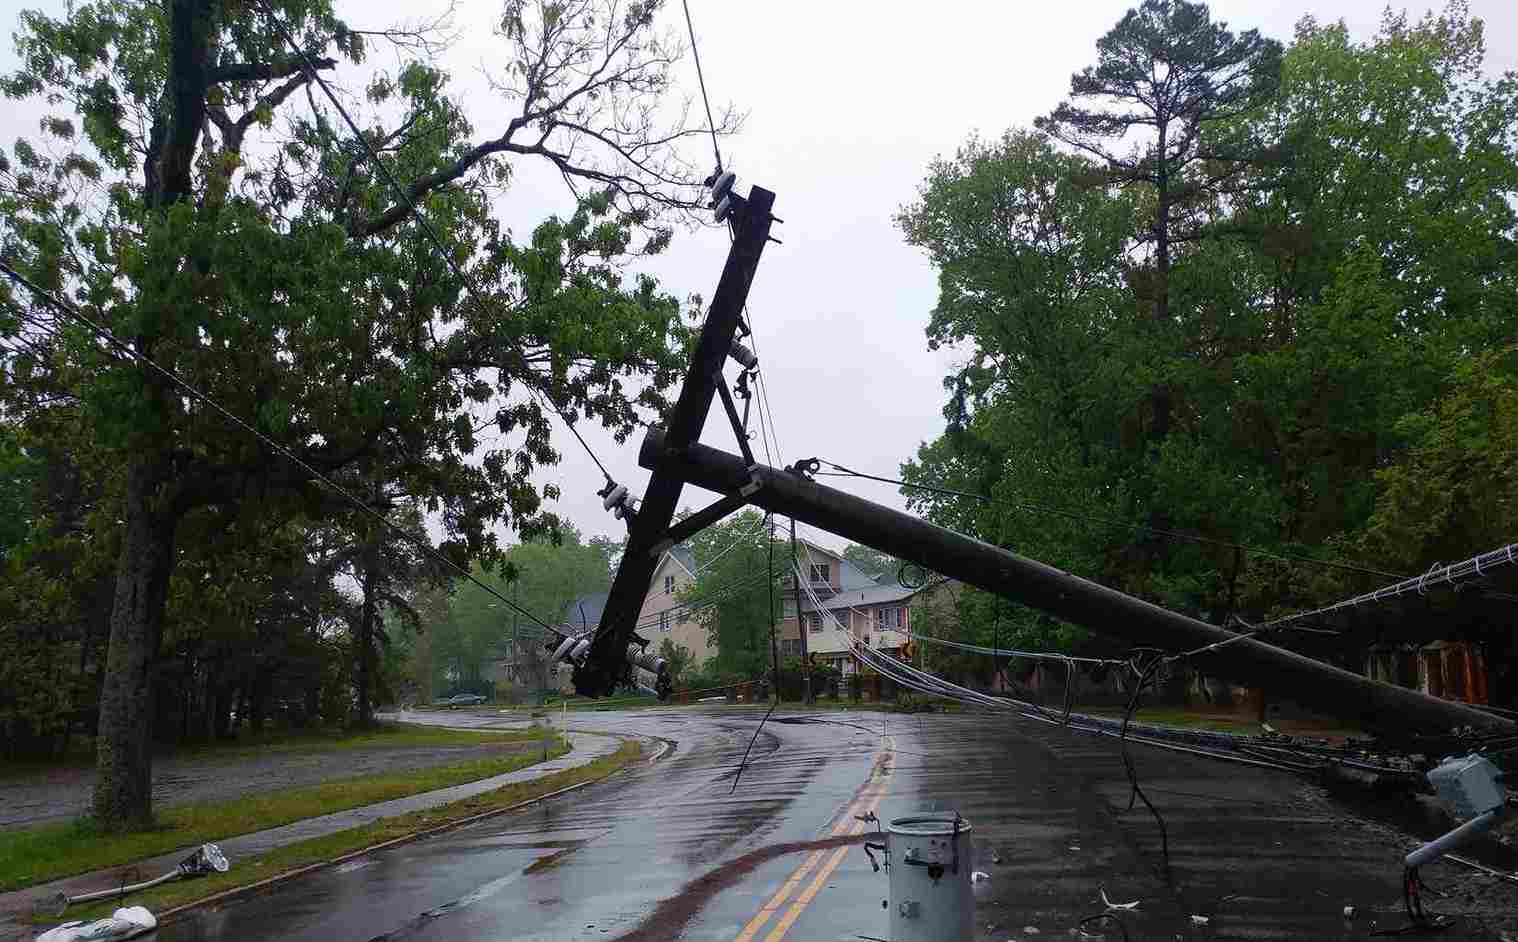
[[0, 260, 566, 643]]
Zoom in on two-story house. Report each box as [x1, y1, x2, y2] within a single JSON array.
[[775, 540, 919, 676], [548, 539, 932, 691], [636, 546, 715, 664]]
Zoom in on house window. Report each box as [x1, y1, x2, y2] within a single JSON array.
[[875, 607, 886, 628], [831, 609, 848, 628], [809, 562, 830, 583], [782, 638, 801, 657], [894, 608, 904, 629], [783, 599, 796, 618], [808, 613, 823, 632], [659, 611, 670, 632], [664, 574, 674, 595]]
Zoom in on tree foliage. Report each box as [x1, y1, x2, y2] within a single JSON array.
[[842, 543, 897, 580], [899, 2, 1518, 660], [678, 510, 779, 680], [0, 0, 727, 825], [422, 527, 614, 699]]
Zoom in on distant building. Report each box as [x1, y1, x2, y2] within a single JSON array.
[[774, 540, 923, 677], [637, 546, 714, 665], [544, 539, 942, 692], [549, 547, 714, 691]]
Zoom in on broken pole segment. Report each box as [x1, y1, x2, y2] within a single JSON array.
[[637, 430, 1514, 738]]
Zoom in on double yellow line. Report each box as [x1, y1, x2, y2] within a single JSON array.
[[732, 744, 891, 942]]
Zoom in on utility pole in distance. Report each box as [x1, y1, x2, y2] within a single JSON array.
[[768, 515, 781, 702], [791, 517, 812, 705]]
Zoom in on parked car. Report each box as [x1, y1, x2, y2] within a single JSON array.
[[437, 693, 487, 709]]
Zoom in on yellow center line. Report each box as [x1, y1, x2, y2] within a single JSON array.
[[760, 823, 864, 942], [733, 739, 891, 942], [733, 798, 865, 942]]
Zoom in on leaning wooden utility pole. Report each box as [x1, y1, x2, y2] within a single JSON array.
[[637, 430, 1515, 739], [565, 178, 779, 698]]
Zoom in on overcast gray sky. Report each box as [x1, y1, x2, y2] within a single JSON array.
[[4, 0, 1516, 555]]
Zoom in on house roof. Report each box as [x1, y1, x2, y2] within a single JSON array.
[[561, 591, 610, 631], [667, 545, 697, 575], [807, 582, 918, 611]]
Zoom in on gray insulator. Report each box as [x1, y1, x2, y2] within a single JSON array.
[[729, 341, 758, 369]]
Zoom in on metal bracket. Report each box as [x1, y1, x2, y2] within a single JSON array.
[[650, 493, 749, 557], [788, 457, 821, 480], [715, 373, 758, 469]]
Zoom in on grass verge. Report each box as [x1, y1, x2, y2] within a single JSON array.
[[175, 720, 544, 759], [49, 741, 643, 924], [0, 736, 568, 892]]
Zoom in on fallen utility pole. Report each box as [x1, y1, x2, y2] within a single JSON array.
[[638, 430, 1514, 739]]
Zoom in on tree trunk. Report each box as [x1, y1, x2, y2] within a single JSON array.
[[355, 566, 377, 728], [212, 676, 234, 740], [248, 669, 269, 733], [92, 456, 178, 829]]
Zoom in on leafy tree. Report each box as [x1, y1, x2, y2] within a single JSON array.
[[657, 637, 694, 685], [336, 500, 449, 726], [679, 511, 779, 680], [438, 527, 613, 697], [0, 0, 727, 828], [1036, 0, 1282, 368], [842, 544, 897, 580], [900, 1, 1518, 667], [1360, 348, 1518, 573]]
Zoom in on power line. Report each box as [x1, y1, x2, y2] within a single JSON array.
[[814, 459, 1407, 581], [1261, 542, 1518, 631], [253, 0, 616, 485], [0, 259, 566, 641], [632, 565, 780, 630], [679, 0, 723, 175]]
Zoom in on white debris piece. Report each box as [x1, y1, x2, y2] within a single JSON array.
[[1023, 927, 1041, 935], [1343, 905, 1356, 919], [1190, 915, 1211, 927], [1099, 886, 1140, 911], [971, 871, 992, 883], [37, 907, 156, 942]]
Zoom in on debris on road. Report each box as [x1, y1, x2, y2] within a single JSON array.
[[1344, 905, 1356, 919], [972, 871, 992, 883], [36, 906, 156, 942], [1191, 914, 1211, 927]]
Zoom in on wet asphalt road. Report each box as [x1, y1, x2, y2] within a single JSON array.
[[155, 707, 1518, 942]]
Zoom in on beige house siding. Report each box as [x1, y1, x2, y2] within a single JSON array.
[[639, 551, 716, 665]]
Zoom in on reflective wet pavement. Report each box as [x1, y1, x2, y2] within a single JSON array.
[[153, 707, 1518, 942]]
